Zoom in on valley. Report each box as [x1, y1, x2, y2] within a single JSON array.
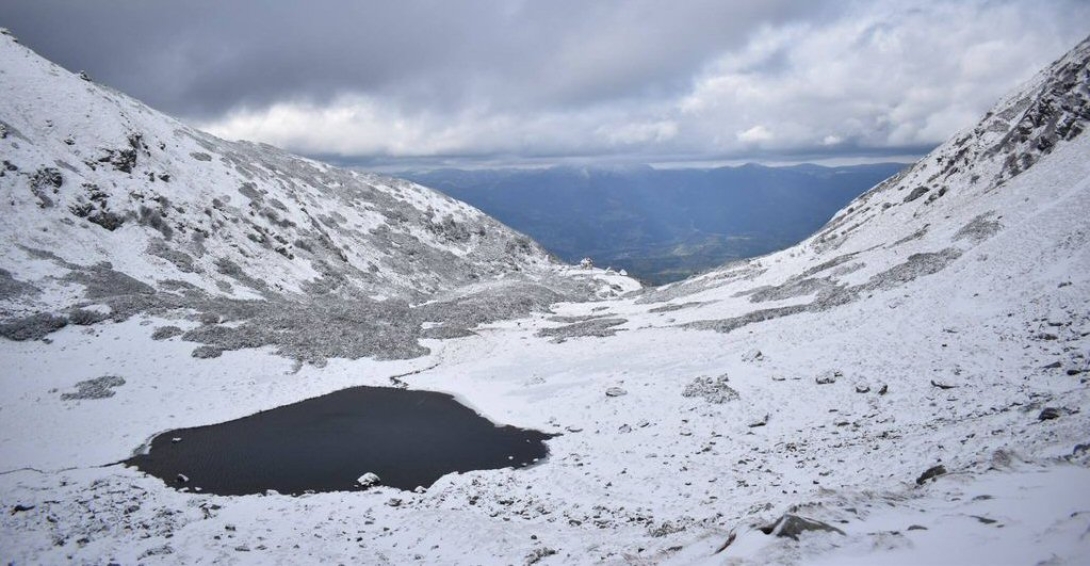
[[403, 163, 905, 285], [0, 26, 1088, 566]]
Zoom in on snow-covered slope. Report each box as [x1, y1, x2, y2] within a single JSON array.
[[634, 34, 1090, 326], [0, 29, 634, 362], [1, 28, 1089, 566]]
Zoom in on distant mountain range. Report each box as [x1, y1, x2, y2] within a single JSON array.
[[402, 162, 907, 284]]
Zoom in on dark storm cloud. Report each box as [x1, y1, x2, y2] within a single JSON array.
[[0, 0, 825, 118], [1, 1, 1087, 165]]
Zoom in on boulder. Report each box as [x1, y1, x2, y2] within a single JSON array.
[[760, 514, 845, 540], [1038, 407, 1061, 421], [357, 472, 381, 488], [605, 387, 628, 397], [915, 465, 946, 485]]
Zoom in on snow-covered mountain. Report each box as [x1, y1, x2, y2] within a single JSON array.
[[0, 29, 632, 362], [1, 26, 1089, 566]]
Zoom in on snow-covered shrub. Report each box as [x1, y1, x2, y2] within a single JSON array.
[[0, 312, 68, 340]]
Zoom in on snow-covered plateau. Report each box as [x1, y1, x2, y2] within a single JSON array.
[[1, 28, 1089, 565]]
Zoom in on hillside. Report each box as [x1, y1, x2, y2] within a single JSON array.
[[402, 162, 905, 285], [0, 29, 633, 363], [1, 28, 1088, 566]]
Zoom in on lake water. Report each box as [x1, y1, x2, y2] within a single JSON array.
[[125, 386, 553, 495]]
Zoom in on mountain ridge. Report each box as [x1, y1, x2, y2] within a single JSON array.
[[0, 29, 635, 362]]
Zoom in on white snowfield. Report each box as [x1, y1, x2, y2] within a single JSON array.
[[1, 28, 1089, 566]]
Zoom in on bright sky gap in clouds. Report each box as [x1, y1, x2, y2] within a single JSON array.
[[2, 0, 1087, 168]]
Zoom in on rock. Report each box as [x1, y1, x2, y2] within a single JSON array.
[[605, 387, 627, 397], [878, 384, 889, 395], [78, 70, 91, 81], [1038, 407, 1061, 421], [854, 384, 871, 394], [915, 465, 947, 485], [741, 349, 764, 362], [10, 504, 34, 514], [357, 472, 381, 488], [903, 186, 930, 203], [525, 547, 558, 565], [682, 374, 739, 403], [815, 370, 841, 385], [930, 380, 957, 390], [139, 545, 174, 559], [1073, 444, 1090, 456], [748, 414, 769, 428], [760, 514, 845, 540], [385, 498, 402, 507], [1043, 361, 1063, 369], [649, 521, 686, 537], [176, 473, 189, 483], [907, 524, 928, 531]]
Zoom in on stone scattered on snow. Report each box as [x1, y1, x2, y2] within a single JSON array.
[[761, 514, 846, 540], [916, 465, 947, 485], [357, 472, 381, 488], [682, 374, 739, 403], [815, 370, 841, 385], [1038, 407, 1061, 421], [748, 414, 770, 428], [741, 348, 764, 362], [605, 387, 627, 397]]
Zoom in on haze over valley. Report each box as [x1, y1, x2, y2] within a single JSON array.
[[404, 162, 905, 284]]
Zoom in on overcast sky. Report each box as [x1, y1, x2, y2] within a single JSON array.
[[3, 0, 1088, 169]]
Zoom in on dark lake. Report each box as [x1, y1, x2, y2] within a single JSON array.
[[124, 386, 553, 495]]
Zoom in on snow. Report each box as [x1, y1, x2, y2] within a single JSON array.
[[1, 28, 1089, 566], [357, 473, 382, 488]]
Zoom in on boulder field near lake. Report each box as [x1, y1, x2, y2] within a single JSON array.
[[1, 27, 1089, 565]]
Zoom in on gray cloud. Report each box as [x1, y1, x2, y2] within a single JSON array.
[[2, 0, 1087, 166]]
